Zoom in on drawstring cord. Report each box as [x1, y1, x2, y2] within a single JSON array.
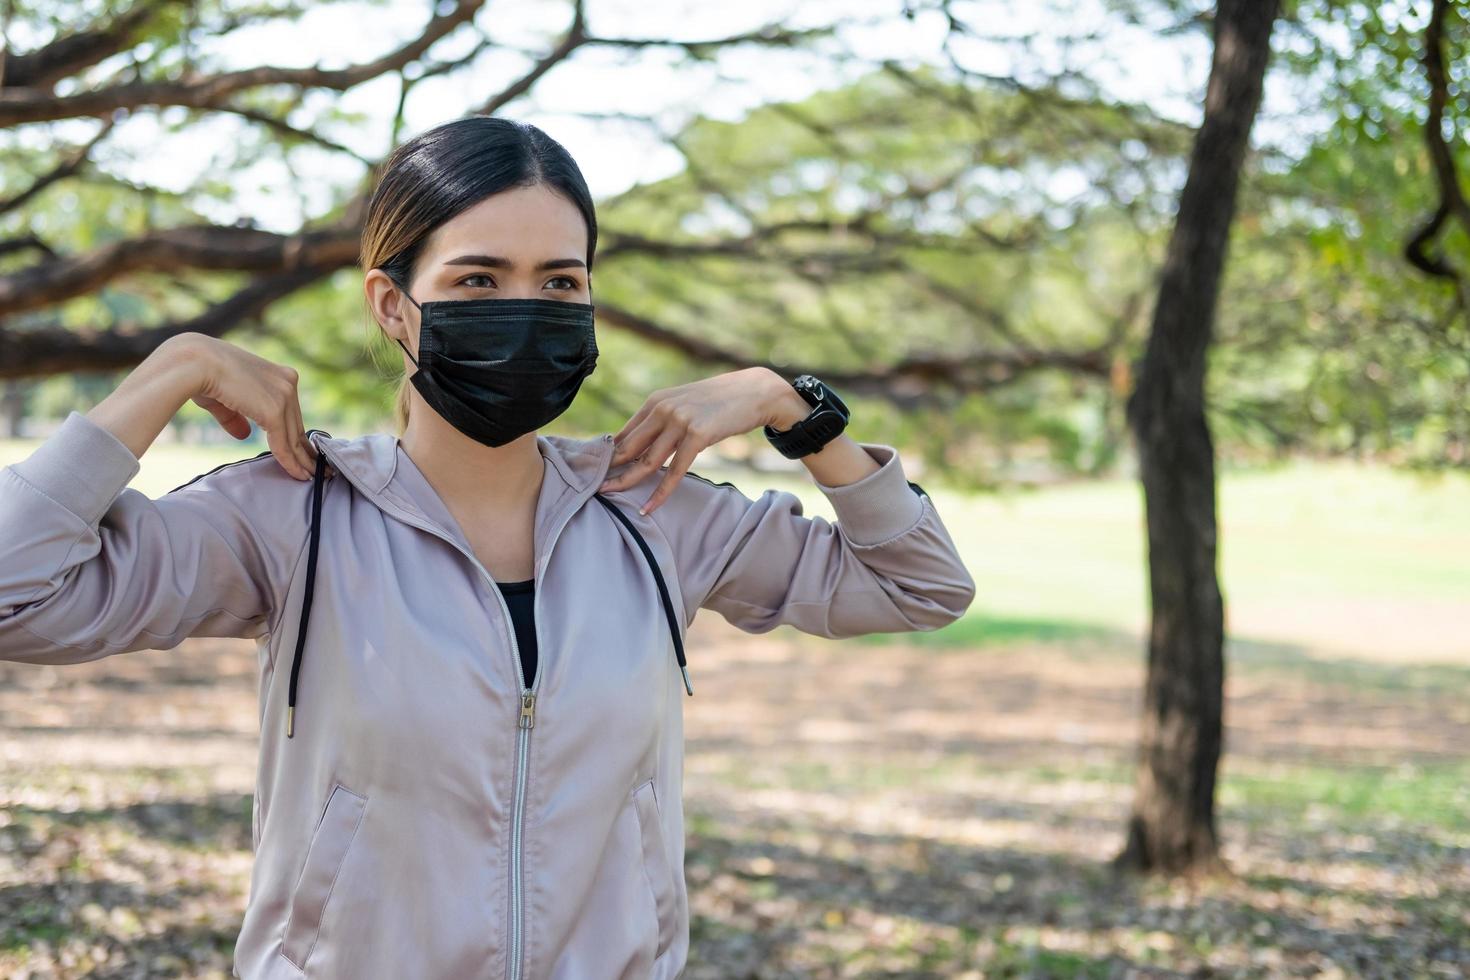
[[286, 444, 328, 738], [594, 493, 694, 697]]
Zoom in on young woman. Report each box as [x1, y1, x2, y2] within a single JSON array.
[[0, 115, 976, 979]]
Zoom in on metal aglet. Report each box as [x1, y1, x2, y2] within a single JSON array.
[[519, 692, 537, 729], [680, 664, 694, 697], [286, 705, 294, 738]]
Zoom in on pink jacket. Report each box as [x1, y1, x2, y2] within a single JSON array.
[[0, 409, 976, 979]]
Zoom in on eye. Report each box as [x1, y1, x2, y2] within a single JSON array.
[[459, 273, 495, 288], [548, 275, 578, 290]]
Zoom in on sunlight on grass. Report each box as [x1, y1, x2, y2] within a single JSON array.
[[818, 458, 1469, 664]]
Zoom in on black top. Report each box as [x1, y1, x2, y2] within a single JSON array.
[[495, 578, 537, 688]]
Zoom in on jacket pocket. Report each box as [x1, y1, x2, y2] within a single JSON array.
[[281, 782, 368, 971], [630, 778, 677, 962]]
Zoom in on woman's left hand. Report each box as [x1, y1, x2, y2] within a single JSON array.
[[598, 367, 810, 514]]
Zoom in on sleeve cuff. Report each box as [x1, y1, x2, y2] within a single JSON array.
[[813, 441, 927, 547], [9, 410, 142, 526]]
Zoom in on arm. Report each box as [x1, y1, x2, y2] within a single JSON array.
[[635, 441, 976, 639], [0, 336, 317, 665], [0, 411, 316, 665]]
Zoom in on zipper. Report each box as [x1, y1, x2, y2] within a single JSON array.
[[308, 434, 611, 980], [507, 467, 591, 980]]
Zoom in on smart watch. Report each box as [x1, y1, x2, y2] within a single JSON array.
[[763, 374, 851, 459]]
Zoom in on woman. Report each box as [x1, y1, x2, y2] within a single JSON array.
[[0, 115, 975, 979]]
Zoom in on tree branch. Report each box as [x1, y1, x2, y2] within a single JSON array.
[[0, 263, 337, 378], [0, 0, 486, 126]]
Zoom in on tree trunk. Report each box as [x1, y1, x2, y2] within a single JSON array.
[[1116, 0, 1280, 876]]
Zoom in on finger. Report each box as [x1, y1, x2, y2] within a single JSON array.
[[612, 400, 653, 447], [641, 436, 702, 516], [209, 403, 253, 441], [604, 423, 682, 494], [284, 389, 315, 476], [612, 386, 678, 450], [610, 405, 661, 465], [265, 420, 310, 481], [608, 411, 664, 473], [278, 405, 309, 478], [279, 372, 315, 476]]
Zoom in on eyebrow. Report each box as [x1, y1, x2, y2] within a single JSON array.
[[444, 254, 586, 271]]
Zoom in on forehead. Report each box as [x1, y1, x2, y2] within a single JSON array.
[[422, 184, 586, 261]]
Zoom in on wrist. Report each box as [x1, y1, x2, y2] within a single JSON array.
[[138, 333, 211, 401], [763, 372, 814, 431], [158, 332, 216, 385]]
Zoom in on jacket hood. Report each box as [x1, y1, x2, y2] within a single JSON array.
[[306, 428, 617, 496], [304, 427, 618, 556]]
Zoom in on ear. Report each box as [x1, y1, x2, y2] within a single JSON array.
[[363, 268, 416, 345]]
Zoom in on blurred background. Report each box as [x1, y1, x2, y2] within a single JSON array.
[[1, 0, 1467, 977]]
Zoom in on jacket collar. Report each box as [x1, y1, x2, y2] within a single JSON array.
[[306, 427, 618, 563]]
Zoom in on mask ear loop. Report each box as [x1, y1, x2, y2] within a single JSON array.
[[395, 290, 422, 368]]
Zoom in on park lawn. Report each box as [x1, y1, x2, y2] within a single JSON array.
[[789, 457, 1470, 666]]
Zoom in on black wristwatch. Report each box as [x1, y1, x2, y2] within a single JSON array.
[[763, 374, 851, 459]]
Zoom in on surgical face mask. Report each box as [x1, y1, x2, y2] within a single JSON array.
[[394, 289, 598, 447]]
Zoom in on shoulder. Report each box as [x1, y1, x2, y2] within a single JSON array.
[[163, 446, 277, 495], [599, 457, 750, 509], [156, 439, 334, 544], [597, 459, 780, 552]]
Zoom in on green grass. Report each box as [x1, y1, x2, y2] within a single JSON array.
[[852, 612, 1122, 650], [1220, 759, 1470, 833], [1225, 637, 1470, 694], [986, 932, 1117, 979], [797, 457, 1470, 663], [699, 752, 1470, 837]]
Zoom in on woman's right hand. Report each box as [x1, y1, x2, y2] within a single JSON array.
[[84, 332, 320, 482], [186, 336, 319, 481]]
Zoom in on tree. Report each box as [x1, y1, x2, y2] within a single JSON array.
[[0, 0, 836, 378], [1115, 0, 1281, 874]]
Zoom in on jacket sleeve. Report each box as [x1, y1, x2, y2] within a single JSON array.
[[0, 410, 311, 665], [634, 441, 976, 638]]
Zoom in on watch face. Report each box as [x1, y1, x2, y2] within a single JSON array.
[[798, 376, 848, 420]]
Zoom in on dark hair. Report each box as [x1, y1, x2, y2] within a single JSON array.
[[360, 115, 598, 433]]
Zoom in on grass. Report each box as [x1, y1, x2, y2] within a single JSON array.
[[1220, 759, 1470, 834], [698, 753, 1470, 836], [796, 457, 1470, 664]]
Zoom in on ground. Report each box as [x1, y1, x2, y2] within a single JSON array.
[[1, 615, 1465, 978]]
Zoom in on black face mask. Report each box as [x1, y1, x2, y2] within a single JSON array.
[[395, 291, 598, 447]]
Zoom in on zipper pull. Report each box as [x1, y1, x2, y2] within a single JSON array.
[[519, 691, 537, 729]]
